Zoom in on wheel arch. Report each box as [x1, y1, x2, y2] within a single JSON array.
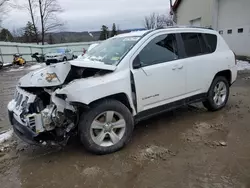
[[214, 70, 232, 85], [89, 93, 134, 114], [71, 93, 135, 115], [206, 70, 232, 93]]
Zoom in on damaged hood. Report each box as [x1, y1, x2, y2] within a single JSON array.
[[18, 60, 116, 87], [19, 62, 71, 87], [70, 59, 116, 71]]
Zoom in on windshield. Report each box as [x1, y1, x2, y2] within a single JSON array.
[[49, 49, 65, 53], [82, 36, 141, 65]]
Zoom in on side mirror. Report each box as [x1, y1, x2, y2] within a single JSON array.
[[133, 55, 141, 69]]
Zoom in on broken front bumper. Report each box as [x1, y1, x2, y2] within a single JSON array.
[[8, 110, 39, 144], [7, 87, 45, 145]]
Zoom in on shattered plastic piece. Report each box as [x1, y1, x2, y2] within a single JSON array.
[[219, 141, 227, 146]]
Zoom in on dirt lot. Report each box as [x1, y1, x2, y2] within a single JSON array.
[[0, 65, 250, 188]]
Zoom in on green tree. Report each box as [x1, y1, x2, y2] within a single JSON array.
[[0, 28, 13, 41], [110, 23, 117, 37], [23, 21, 38, 43], [99, 25, 109, 40]]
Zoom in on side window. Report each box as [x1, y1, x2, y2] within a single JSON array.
[[181, 33, 210, 57], [204, 34, 217, 53], [138, 34, 179, 67]]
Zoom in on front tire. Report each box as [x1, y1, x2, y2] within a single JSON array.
[[203, 76, 230, 111], [79, 99, 134, 154]]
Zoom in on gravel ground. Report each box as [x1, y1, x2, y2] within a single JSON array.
[[0, 64, 250, 188]]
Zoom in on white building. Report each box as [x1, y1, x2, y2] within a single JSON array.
[[173, 0, 250, 57]]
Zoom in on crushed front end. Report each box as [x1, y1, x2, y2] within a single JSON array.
[[8, 86, 77, 146]]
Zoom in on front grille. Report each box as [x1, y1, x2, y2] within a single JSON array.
[[14, 88, 32, 110]]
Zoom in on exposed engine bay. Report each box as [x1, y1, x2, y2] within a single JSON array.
[[9, 61, 115, 146]]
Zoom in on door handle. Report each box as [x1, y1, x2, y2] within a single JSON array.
[[172, 65, 177, 70], [172, 64, 183, 70], [177, 65, 183, 69]]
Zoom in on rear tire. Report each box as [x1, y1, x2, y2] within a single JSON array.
[[203, 76, 230, 111], [63, 57, 67, 62], [78, 99, 134, 154], [46, 62, 50, 65]]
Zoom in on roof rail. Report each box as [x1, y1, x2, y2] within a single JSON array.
[[157, 25, 214, 30]]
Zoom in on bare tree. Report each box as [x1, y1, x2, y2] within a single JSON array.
[[144, 12, 156, 30], [0, 0, 9, 25], [144, 12, 174, 30], [27, 0, 39, 44], [38, 0, 63, 45], [9, 0, 39, 43]]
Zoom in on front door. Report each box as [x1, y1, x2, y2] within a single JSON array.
[[131, 33, 186, 113]]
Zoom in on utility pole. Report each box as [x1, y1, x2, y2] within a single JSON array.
[[169, 0, 176, 25], [170, 0, 173, 9], [169, 0, 173, 16]]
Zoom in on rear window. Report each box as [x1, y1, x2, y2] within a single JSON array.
[[204, 34, 217, 53], [181, 33, 208, 57], [181, 33, 217, 57]]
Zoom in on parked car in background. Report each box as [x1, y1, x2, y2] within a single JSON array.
[[8, 27, 237, 155], [45, 48, 74, 65]]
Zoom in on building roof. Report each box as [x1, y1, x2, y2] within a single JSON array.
[[173, 0, 182, 11]]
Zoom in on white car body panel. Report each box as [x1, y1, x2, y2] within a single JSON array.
[[129, 31, 186, 112], [56, 69, 136, 114]]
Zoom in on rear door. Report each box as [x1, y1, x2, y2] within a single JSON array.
[[180, 32, 217, 95], [131, 32, 186, 112]]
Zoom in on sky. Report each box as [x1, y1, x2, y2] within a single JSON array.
[[2, 0, 171, 32]]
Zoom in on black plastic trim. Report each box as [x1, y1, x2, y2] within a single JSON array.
[[134, 93, 207, 122]]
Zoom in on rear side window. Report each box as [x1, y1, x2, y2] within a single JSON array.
[[204, 34, 217, 53], [181, 33, 209, 57]]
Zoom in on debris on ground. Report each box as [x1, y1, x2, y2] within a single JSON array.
[[132, 145, 176, 163], [0, 129, 13, 144], [218, 141, 227, 146], [81, 166, 104, 177], [181, 122, 228, 148]]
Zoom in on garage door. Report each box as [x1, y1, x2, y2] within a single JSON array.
[[190, 18, 201, 27]]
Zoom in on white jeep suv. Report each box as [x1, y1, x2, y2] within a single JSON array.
[[8, 27, 237, 154]]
